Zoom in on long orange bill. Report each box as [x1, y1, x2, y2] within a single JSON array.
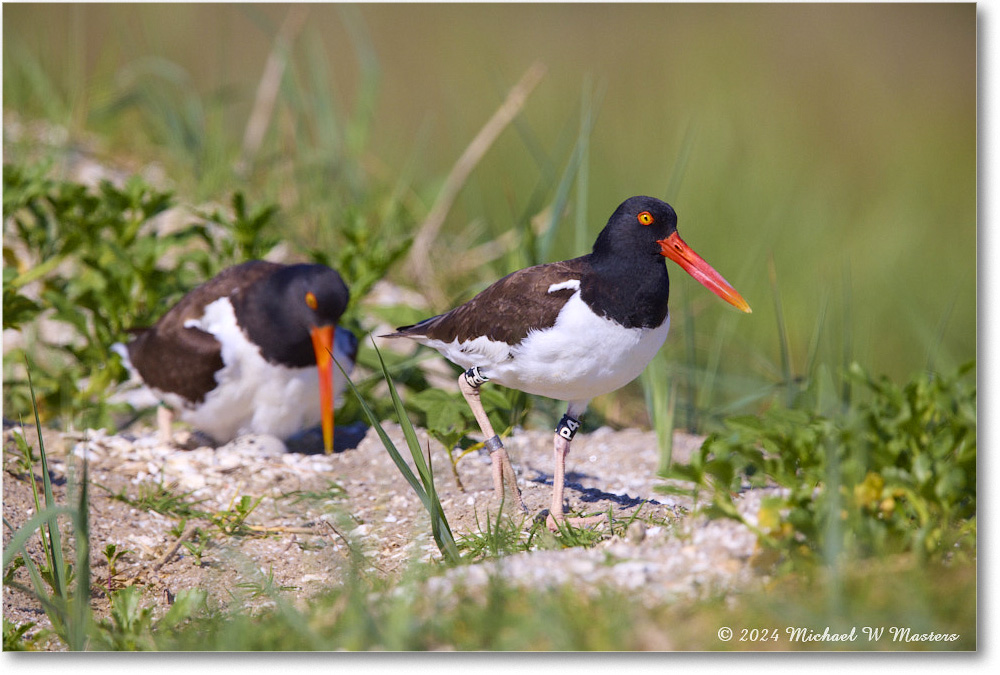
[[658, 231, 752, 313], [310, 325, 336, 453]]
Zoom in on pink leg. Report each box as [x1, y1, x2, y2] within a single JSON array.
[[458, 369, 527, 513], [157, 404, 174, 445], [546, 409, 605, 531], [550, 431, 571, 517]]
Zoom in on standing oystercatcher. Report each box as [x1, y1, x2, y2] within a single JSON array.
[[383, 196, 750, 526], [114, 260, 358, 453]]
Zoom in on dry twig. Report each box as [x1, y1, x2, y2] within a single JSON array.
[[406, 62, 547, 305], [237, 6, 310, 176]]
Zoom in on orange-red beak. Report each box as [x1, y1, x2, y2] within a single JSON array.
[[658, 232, 752, 313], [310, 325, 335, 453]]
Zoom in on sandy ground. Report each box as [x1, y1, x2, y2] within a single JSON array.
[[3, 417, 767, 646]]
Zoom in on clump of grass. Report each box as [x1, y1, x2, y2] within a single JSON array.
[[278, 480, 347, 506], [211, 493, 265, 537], [457, 509, 535, 561], [95, 480, 208, 520], [3, 370, 92, 650], [232, 566, 299, 600]]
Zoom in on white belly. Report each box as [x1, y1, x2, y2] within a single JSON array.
[[417, 291, 670, 406]]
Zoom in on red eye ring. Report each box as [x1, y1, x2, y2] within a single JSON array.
[[637, 211, 654, 226], [305, 292, 318, 310]]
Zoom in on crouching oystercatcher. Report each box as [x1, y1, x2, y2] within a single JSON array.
[[114, 260, 358, 453], [383, 196, 750, 526]]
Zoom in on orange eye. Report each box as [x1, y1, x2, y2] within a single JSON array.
[[637, 211, 654, 226], [305, 292, 318, 310]]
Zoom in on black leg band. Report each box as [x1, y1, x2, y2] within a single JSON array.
[[464, 366, 489, 388], [555, 414, 581, 441], [483, 434, 503, 453]]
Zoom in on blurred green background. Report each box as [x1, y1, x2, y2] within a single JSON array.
[[3, 3, 976, 428]]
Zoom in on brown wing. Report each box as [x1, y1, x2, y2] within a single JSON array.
[[388, 257, 588, 346], [123, 261, 280, 404]]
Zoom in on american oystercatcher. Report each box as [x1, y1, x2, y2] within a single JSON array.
[[114, 260, 358, 453], [383, 196, 750, 525]]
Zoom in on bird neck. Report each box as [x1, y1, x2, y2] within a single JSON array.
[[581, 252, 671, 329]]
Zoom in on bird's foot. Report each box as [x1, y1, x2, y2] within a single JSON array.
[[169, 429, 217, 450], [488, 438, 529, 514], [493, 483, 530, 515]]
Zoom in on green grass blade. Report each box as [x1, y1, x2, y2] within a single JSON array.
[[370, 342, 458, 561], [926, 288, 958, 374], [681, 291, 698, 432], [658, 383, 678, 474], [804, 293, 830, 413], [69, 456, 91, 651], [696, 312, 739, 415], [2, 506, 76, 571], [335, 354, 427, 502], [664, 121, 697, 201], [339, 4, 380, 156], [840, 261, 854, 410], [804, 293, 829, 383], [335, 342, 458, 563], [6, 541, 68, 635], [641, 352, 677, 474], [11, 429, 47, 539], [377, 349, 429, 480], [27, 366, 67, 599], [573, 78, 605, 254], [537, 84, 602, 263], [768, 255, 794, 407]]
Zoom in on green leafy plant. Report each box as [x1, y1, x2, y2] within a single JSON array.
[[92, 586, 206, 651], [168, 520, 211, 566], [212, 494, 265, 537], [195, 191, 280, 264], [310, 201, 413, 312], [2, 163, 209, 427], [101, 543, 131, 590], [661, 362, 976, 567], [3, 617, 38, 651]]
